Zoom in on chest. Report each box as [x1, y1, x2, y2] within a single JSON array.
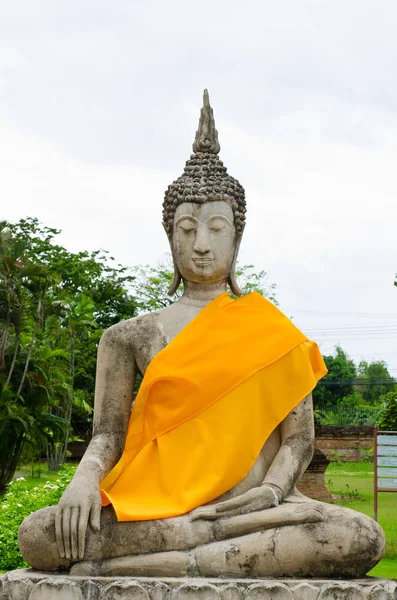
[[133, 306, 201, 377]]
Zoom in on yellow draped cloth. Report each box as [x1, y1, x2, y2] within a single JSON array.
[[100, 292, 327, 521]]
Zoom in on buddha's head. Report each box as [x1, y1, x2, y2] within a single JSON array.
[[162, 90, 246, 295]]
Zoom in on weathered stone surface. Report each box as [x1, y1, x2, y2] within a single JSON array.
[[245, 582, 294, 599], [28, 578, 84, 599], [290, 582, 320, 600], [219, 584, 243, 600], [317, 582, 365, 599], [1, 572, 397, 600], [81, 580, 102, 600], [5, 571, 34, 600], [173, 583, 220, 600], [0, 578, 7, 600], [152, 583, 173, 600], [367, 584, 389, 600], [99, 581, 150, 600]]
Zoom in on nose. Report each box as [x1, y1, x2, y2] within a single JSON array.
[[193, 226, 211, 254]]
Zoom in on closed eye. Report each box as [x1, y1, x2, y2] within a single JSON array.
[[206, 215, 231, 231]]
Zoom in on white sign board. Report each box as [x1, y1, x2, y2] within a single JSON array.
[[377, 467, 397, 478], [378, 457, 397, 467], [374, 429, 397, 520], [378, 478, 397, 489], [378, 446, 397, 457], [378, 435, 397, 445]]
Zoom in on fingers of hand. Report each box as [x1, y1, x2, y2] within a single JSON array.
[[192, 488, 278, 521], [55, 509, 65, 558], [219, 500, 263, 518], [215, 495, 247, 513], [62, 507, 72, 560], [78, 509, 89, 560], [190, 506, 218, 521], [191, 506, 244, 520], [191, 497, 272, 521], [216, 489, 262, 513], [89, 499, 101, 532], [295, 503, 325, 518], [216, 507, 245, 519], [312, 503, 325, 519], [70, 507, 80, 560]]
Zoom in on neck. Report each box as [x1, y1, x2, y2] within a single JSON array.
[[179, 280, 228, 308]]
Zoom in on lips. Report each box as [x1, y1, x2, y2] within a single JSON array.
[[192, 258, 213, 266]]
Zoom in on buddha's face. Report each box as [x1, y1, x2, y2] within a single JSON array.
[[172, 201, 236, 284]]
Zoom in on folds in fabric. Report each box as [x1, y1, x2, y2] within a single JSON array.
[[100, 292, 327, 521]]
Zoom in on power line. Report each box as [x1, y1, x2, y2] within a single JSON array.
[[348, 353, 397, 357], [293, 310, 397, 318], [309, 325, 397, 330], [306, 327, 397, 338], [314, 335, 397, 340], [308, 331, 397, 336], [305, 325, 397, 331], [312, 335, 397, 339]]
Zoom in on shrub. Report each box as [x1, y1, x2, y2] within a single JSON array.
[[0, 465, 75, 571], [378, 392, 397, 431]]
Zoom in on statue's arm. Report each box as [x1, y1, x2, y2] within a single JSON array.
[[261, 393, 315, 501], [79, 323, 136, 480], [55, 323, 136, 561]]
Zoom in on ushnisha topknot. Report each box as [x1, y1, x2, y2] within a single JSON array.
[[162, 89, 246, 237]]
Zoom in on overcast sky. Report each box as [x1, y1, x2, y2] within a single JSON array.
[[1, 0, 397, 374]]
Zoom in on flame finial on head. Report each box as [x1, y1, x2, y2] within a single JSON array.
[[192, 89, 221, 154]]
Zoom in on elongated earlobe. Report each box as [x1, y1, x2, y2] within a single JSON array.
[[164, 227, 183, 296], [228, 272, 242, 297], [227, 229, 245, 297], [168, 265, 182, 296]]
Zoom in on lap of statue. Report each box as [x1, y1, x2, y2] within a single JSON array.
[[19, 461, 384, 578], [18, 380, 385, 578]]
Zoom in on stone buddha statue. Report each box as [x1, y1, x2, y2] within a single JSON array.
[[18, 91, 385, 579]]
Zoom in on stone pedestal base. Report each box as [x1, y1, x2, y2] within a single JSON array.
[[0, 570, 396, 600]]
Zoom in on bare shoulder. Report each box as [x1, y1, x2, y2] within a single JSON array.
[[99, 310, 162, 353]]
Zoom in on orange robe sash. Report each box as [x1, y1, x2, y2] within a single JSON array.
[[100, 292, 327, 521]]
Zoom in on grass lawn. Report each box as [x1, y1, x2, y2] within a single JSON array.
[[12, 464, 72, 491], [325, 461, 397, 579]]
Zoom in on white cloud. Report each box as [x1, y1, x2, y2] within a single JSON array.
[[0, 121, 172, 265]]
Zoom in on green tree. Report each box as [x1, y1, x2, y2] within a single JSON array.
[[377, 391, 397, 431], [313, 346, 356, 408], [0, 223, 67, 489], [60, 295, 97, 463], [356, 360, 396, 404], [1, 218, 139, 485], [132, 263, 182, 312], [9, 218, 137, 329], [0, 221, 31, 374], [9, 217, 138, 408], [234, 264, 277, 303]]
